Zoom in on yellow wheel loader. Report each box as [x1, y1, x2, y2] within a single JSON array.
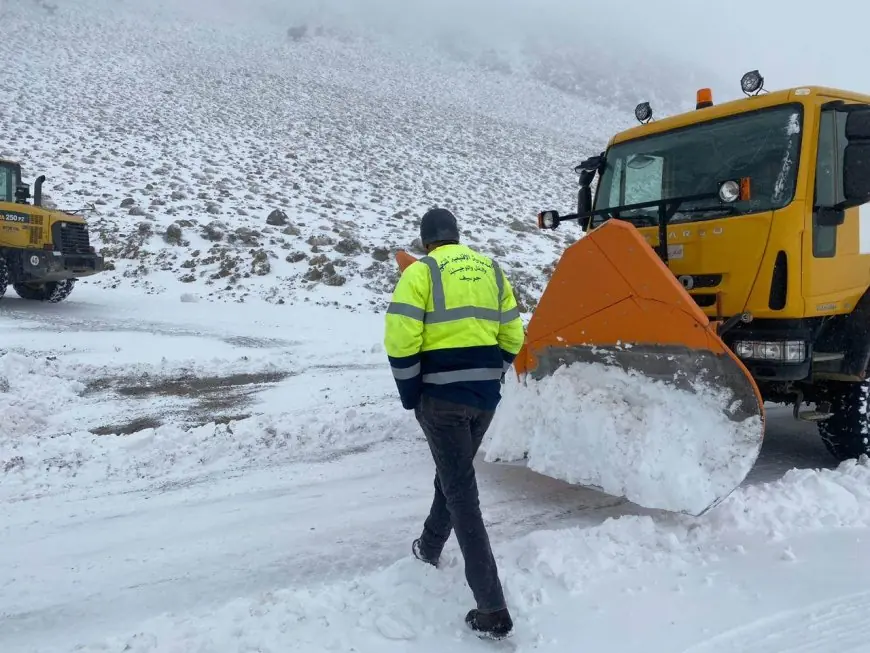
[[0, 159, 103, 302], [395, 72, 870, 516]]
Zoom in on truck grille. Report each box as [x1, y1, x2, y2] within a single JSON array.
[[52, 221, 91, 254]]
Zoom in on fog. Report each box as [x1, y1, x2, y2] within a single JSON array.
[[242, 0, 869, 99], [156, 0, 869, 103]]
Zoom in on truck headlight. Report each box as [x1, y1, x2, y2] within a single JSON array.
[[785, 341, 806, 362], [719, 180, 740, 203], [733, 340, 806, 363]]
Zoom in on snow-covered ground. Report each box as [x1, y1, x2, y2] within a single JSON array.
[[1, 285, 865, 653]]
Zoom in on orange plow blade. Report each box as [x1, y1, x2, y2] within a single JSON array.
[[395, 249, 418, 272], [515, 220, 762, 412], [485, 220, 765, 516]]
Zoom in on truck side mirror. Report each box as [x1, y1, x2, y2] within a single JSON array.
[[846, 106, 870, 140], [817, 207, 846, 227], [843, 142, 870, 204], [843, 107, 870, 209], [577, 186, 592, 216]]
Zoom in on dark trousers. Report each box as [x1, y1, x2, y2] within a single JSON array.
[[414, 394, 507, 613]]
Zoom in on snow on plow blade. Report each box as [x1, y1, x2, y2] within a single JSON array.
[[484, 219, 766, 516]]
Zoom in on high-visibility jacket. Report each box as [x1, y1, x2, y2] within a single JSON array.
[[384, 243, 525, 411]]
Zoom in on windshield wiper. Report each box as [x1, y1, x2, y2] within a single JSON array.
[[605, 211, 659, 227], [671, 205, 741, 222]]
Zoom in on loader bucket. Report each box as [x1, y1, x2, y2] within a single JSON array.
[[485, 219, 765, 516]]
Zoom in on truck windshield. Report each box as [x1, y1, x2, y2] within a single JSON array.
[[593, 103, 803, 226]]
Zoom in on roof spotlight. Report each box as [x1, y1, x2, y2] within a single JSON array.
[[634, 102, 653, 124], [740, 70, 764, 95]]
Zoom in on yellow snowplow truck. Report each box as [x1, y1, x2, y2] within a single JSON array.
[[0, 159, 103, 302], [527, 70, 870, 471]]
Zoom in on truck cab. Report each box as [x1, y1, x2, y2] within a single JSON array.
[[536, 71, 870, 461]]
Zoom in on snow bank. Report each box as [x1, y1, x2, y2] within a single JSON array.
[[1, 406, 415, 501], [49, 457, 870, 653], [0, 349, 413, 500], [483, 362, 764, 515], [0, 353, 85, 446], [709, 457, 870, 538]]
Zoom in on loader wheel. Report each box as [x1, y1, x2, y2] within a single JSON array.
[[0, 258, 8, 301], [817, 380, 870, 461], [13, 279, 76, 303]]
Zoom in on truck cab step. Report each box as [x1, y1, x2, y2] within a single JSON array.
[[796, 409, 835, 422], [794, 399, 834, 422]]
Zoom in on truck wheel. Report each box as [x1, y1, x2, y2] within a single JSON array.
[[817, 380, 870, 461], [13, 279, 76, 303]]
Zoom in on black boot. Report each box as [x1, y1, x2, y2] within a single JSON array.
[[465, 608, 513, 640], [412, 538, 438, 567]]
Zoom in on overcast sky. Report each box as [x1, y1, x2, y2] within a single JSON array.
[[261, 0, 868, 99]]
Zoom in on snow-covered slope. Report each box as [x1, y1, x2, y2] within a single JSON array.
[[0, 0, 684, 312]]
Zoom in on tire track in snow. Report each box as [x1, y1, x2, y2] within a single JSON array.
[[681, 590, 870, 653], [0, 300, 300, 349]]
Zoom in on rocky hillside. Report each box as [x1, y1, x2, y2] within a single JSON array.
[[0, 0, 694, 313]]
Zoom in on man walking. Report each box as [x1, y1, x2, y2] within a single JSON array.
[[383, 208, 525, 640]]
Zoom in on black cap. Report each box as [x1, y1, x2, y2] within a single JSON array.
[[420, 208, 459, 247]]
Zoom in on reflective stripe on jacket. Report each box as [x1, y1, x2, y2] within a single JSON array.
[[383, 243, 525, 410]]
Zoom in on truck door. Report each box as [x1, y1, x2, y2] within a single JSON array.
[[805, 106, 868, 305]]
